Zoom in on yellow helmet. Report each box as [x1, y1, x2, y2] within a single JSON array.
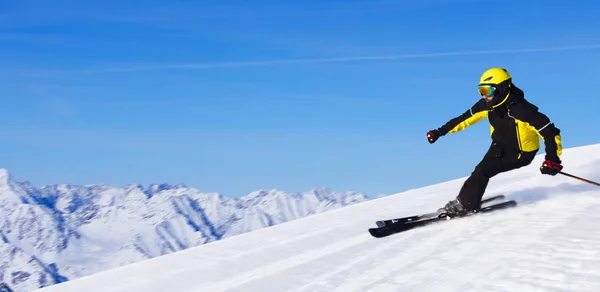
[[478, 68, 512, 108], [479, 67, 511, 85]]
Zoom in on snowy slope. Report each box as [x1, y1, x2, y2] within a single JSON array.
[[36, 143, 600, 292], [0, 171, 367, 292]]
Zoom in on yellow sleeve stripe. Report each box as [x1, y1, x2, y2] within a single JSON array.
[[447, 111, 488, 134]]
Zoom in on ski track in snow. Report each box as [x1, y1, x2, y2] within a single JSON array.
[[37, 144, 600, 292]]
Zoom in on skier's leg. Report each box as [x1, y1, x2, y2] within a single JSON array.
[[456, 143, 536, 211], [440, 143, 499, 216]]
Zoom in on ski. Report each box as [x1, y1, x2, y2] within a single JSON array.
[[368, 200, 517, 238], [375, 194, 505, 228]]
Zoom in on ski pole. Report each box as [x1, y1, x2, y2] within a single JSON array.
[[559, 171, 600, 186]]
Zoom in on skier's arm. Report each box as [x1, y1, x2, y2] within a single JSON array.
[[513, 103, 562, 161], [438, 100, 488, 136]]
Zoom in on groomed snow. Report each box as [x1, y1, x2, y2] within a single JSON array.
[[36, 144, 600, 292]]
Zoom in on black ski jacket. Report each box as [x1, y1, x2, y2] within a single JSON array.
[[437, 84, 562, 161]]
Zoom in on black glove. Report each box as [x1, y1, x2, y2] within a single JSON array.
[[427, 129, 441, 144], [540, 157, 563, 176]]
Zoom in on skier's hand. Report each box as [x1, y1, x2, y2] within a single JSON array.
[[426, 129, 441, 144], [540, 158, 563, 176]]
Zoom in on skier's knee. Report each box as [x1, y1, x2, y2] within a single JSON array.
[[473, 166, 493, 179]]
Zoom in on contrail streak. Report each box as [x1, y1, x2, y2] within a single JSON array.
[[52, 44, 600, 74]]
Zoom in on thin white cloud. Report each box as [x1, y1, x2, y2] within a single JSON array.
[[35, 44, 600, 75]]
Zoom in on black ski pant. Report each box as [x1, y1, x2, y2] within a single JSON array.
[[457, 142, 537, 211]]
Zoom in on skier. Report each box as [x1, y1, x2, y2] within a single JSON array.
[[426, 67, 563, 218]]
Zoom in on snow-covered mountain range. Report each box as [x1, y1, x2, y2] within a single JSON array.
[[0, 169, 368, 292]]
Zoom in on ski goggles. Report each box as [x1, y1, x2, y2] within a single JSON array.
[[478, 85, 496, 97]]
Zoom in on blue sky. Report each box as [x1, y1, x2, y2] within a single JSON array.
[[1, 0, 599, 197]]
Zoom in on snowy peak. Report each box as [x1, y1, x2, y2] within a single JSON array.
[[242, 187, 365, 204], [0, 168, 17, 195], [0, 169, 369, 292], [147, 183, 187, 193], [0, 169, 29, 207], [124, 182, 144, 192], [0, 168, 11, 184]]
